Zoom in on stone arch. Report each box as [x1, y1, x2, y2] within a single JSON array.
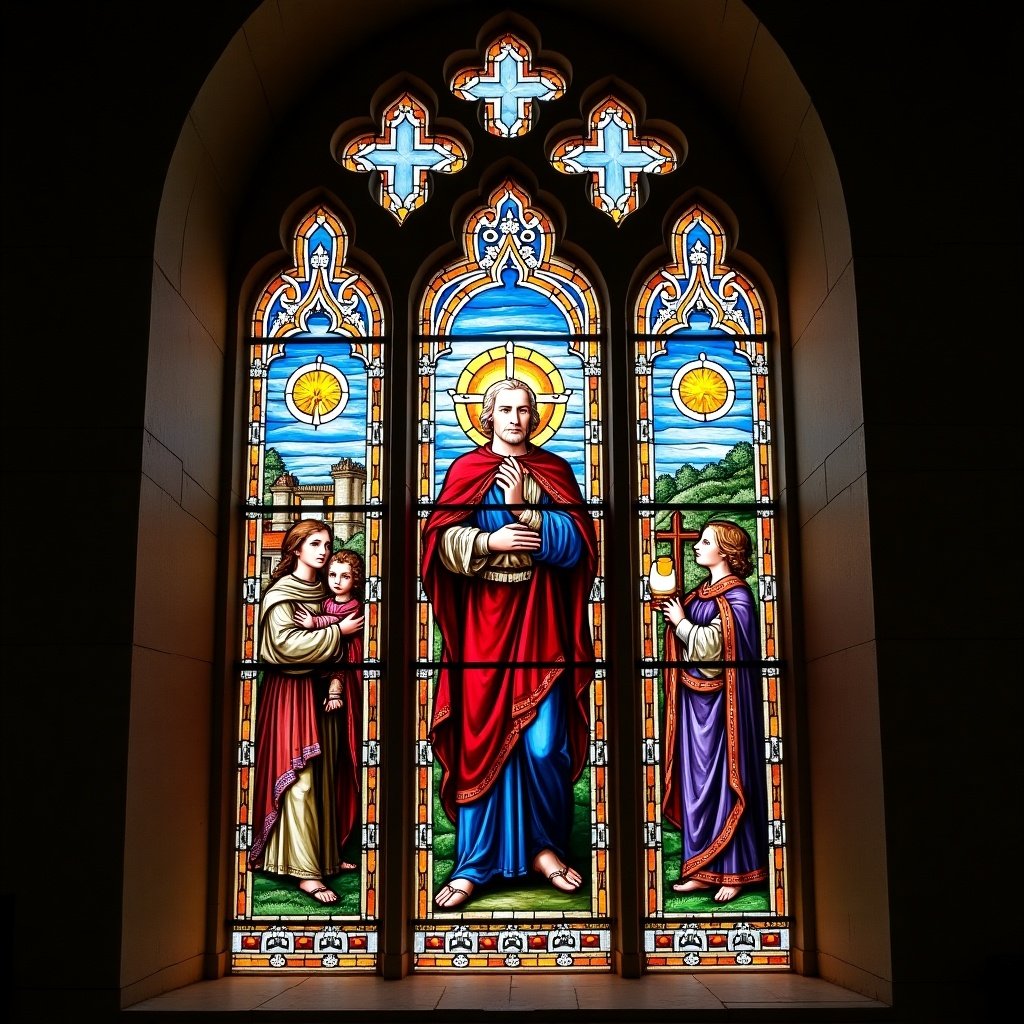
[[138, 0, 881, 1003]]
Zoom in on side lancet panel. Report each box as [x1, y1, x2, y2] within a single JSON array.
[[232, 206, 386, 972], [633, 204, 789, 969]]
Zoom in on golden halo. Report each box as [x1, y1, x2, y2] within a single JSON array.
[[454, 344, 566, 446]]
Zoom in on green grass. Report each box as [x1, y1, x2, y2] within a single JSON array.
[[431, 771, 593, 912], [660, 825, 769, 913], [251, 832, 364, 917], [252, 868, 361, 916], [249, 789, 771, 917]]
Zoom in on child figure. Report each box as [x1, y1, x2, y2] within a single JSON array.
[[294, 549, 366, 712], [292, 549, 366, 873]]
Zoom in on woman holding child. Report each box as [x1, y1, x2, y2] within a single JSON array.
[[247, 518, 365, 904]]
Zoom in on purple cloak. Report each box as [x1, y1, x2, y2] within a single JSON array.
[[662, 575, 768, 886]]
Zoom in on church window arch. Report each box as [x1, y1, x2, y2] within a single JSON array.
[[230, 15, 790, 978], [633, 200, 786, 967]]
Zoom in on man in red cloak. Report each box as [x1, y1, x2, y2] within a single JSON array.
[[422, 379, 599, 908]]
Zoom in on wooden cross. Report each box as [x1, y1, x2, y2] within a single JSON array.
[[654, 510, 700, 581]]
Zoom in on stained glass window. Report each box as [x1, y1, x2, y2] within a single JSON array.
[[233, 18, 791, 979], [413, 179, 610, 969], [633, 204, 789, 968], [232, 206, 386, 971]]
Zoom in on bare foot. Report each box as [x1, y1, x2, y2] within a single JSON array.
[[532, 849, 582, 891], [672, 878, 711, 893], [435, 878, 474, 908], [299, 879, 338, 904], [339, 861, 357, 871], [714, 884, 742, 902]]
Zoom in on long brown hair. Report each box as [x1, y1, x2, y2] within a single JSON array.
[[704, 519, 754, 578], [479, 378, 541, 437], [270, 518, 334, 583]]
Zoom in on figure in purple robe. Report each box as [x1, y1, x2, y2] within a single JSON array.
[[659, 519, 768, 902]]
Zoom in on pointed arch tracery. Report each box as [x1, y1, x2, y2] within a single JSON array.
[[231, 16, 791, 977], [253, 206, 386, 339], [634, 204, 765, 336], [630, 202, 787, 968], [419, 179, 600, 336]]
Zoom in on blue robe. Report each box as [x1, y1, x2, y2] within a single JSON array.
[[423, 445, 598, 892], [451, 482, 584, 883]]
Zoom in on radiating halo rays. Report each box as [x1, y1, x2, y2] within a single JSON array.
[[450, 342, 568, 446], [671, 352, 735, 421], [284, 355, 349, 429]]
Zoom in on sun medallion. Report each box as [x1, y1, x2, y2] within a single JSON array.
[[285, 355, 349, 429], [671, 352, 735, 422], [449, 340, 570, 446]]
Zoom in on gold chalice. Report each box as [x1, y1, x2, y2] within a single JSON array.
[[649, 555, 677, 601]]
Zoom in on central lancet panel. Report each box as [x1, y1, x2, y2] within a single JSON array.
[[413, 179, 609, 970]]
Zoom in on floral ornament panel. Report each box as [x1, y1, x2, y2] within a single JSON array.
[[633, 205, 765, 337], [252, 207, 385, 338], [450, 33, 567, 138], [550, 96, 678, 225], [338, 93, 468, 224], [419, 178, 600, 337]]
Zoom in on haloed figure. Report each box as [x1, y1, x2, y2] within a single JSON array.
[[659, 520, 768, 902], [422, 378, 599, 909]]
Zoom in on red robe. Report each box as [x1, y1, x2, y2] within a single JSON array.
[[248, 580, 361, 875], [313, 596, 364, 864], [422, 445, 599, 822]]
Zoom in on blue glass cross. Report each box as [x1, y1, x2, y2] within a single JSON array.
[[451, 35, 566, 138], [339, 94, 467, 224], [551, 98, 677, 224]]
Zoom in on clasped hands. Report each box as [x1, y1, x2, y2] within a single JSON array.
[[488, 456, 541, 553]]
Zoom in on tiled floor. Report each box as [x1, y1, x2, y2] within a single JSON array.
[[123, 971, 894, 1021]]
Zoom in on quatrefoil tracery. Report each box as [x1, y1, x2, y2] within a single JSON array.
[[550, 96, 678, 224], [338, 92, 468, 225], [449, 33, 567, 137]]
